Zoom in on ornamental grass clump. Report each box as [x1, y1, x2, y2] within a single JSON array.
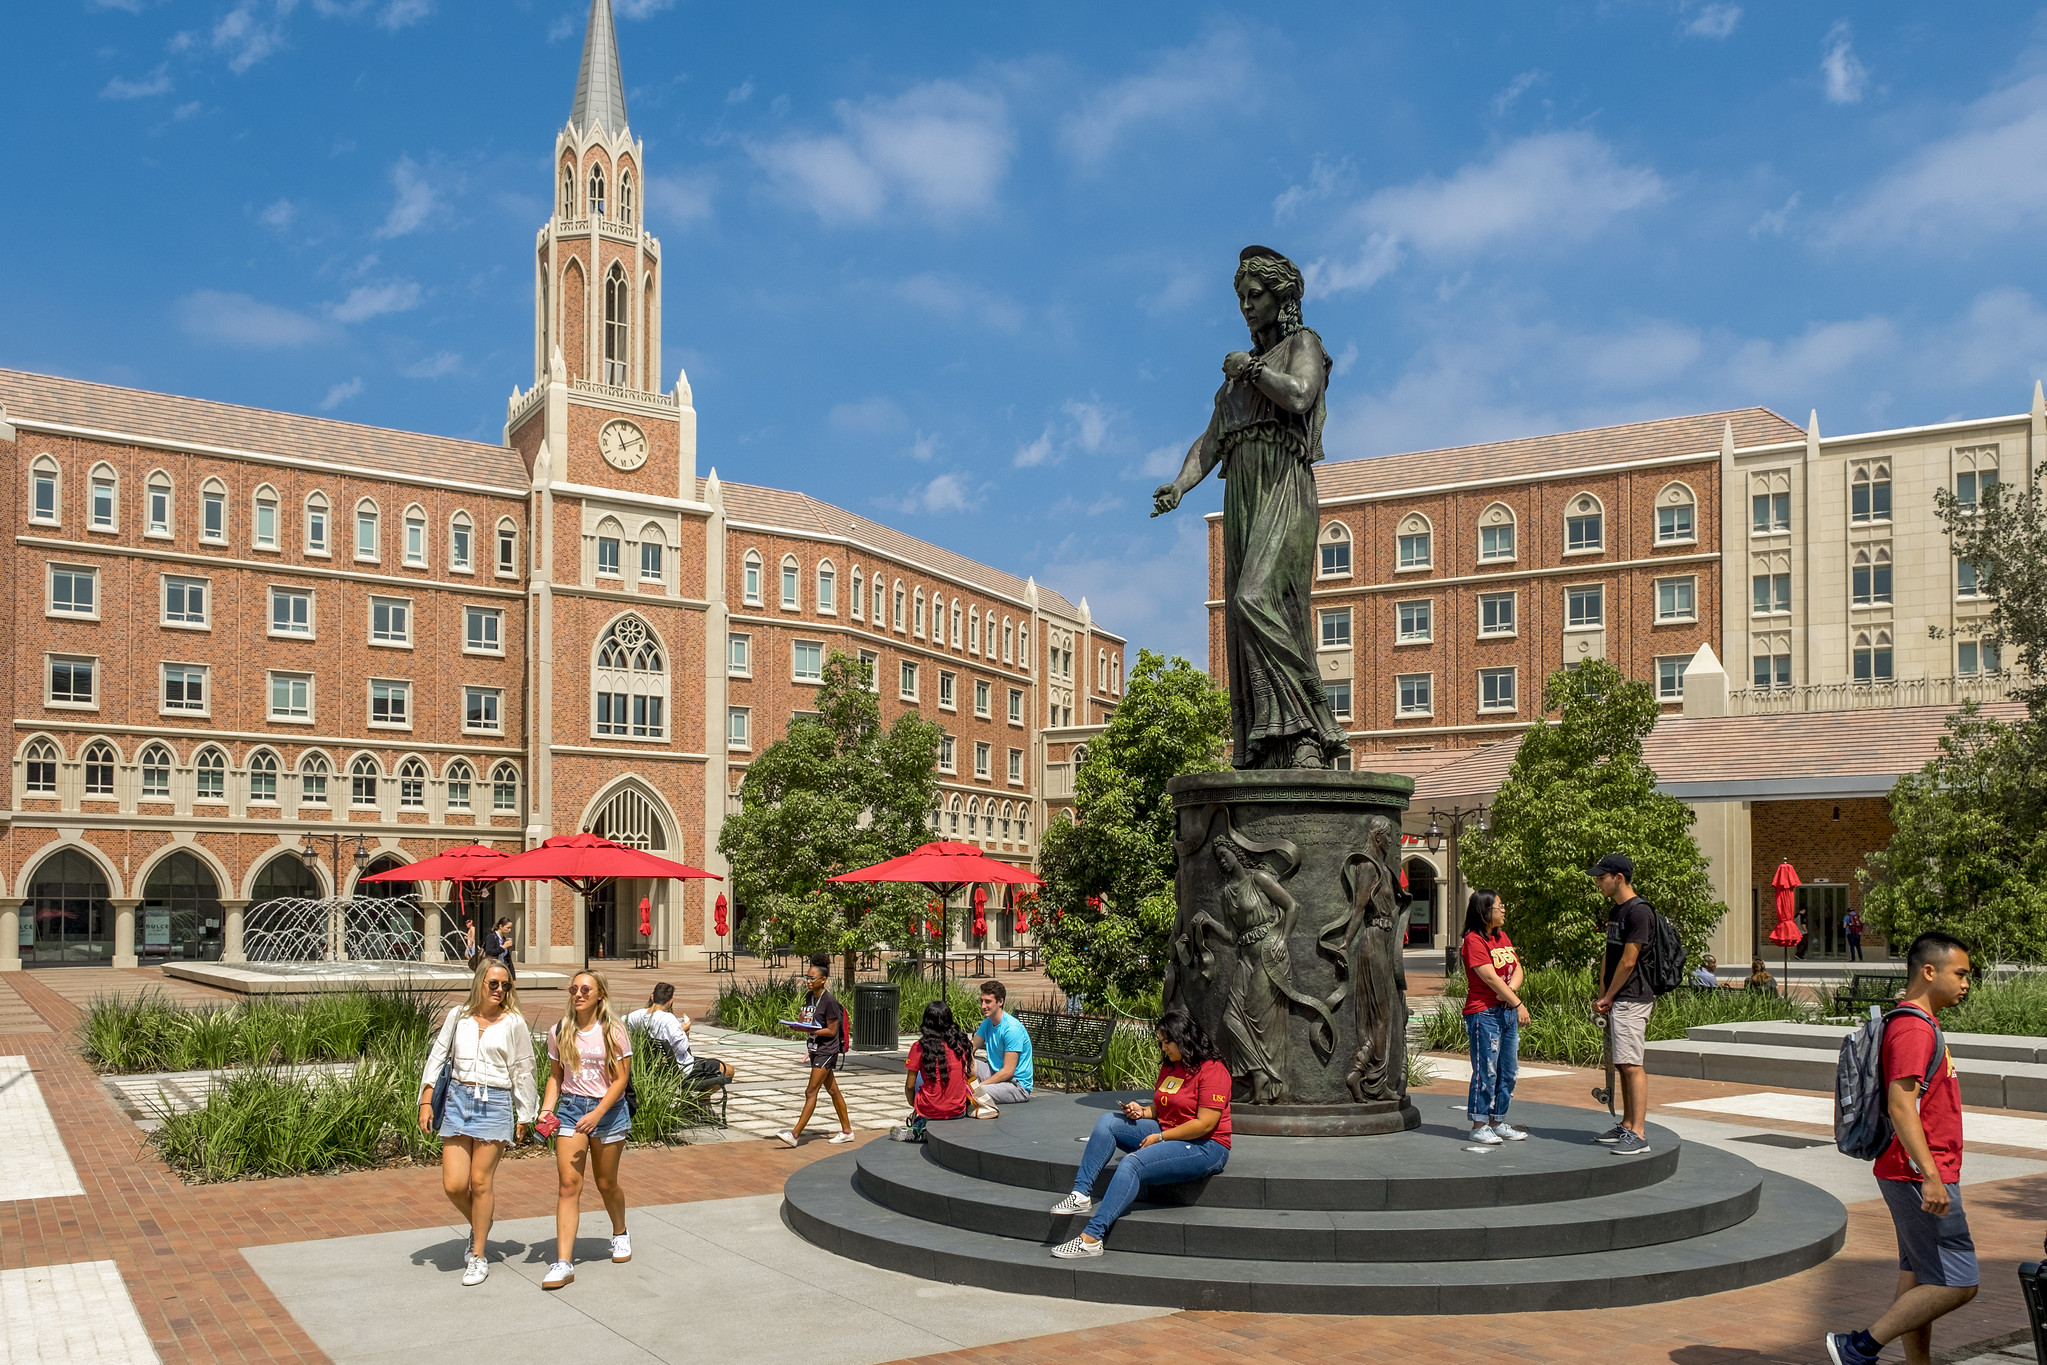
[[149, 1055, 440, 1182], [1936, 971, 2047, 1037], [82, 987, 436, 1074]]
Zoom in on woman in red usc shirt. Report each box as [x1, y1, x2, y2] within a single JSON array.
[[891, 1001, 974, 1142], [1050, 1007, 1231, 1258], [1461, 890, 1530, 1145]]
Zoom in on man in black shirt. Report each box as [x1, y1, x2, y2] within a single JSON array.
[[775, 954, 854, 1148], [1591, 853, 1655, 1156]]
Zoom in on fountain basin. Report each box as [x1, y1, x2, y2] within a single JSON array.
[[164, 960, 571, 996]]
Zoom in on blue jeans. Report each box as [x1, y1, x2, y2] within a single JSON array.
[[1072, 1111, 1230, 1241], [1464, 1006, 1519, 1125]]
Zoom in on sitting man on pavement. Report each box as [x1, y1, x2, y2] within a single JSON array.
[[973, 979, 1033, 1107], [625, 982, 734, 1083]]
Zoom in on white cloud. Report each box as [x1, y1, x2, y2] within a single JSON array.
[[173, 101, 202, 120], [176, 290, 327, 346], [1034, 518, 1212, 663], [645, 173, 713, 228], [1926, 287, 2047, 388], [1749, 192, 1799, 237], [1063, 398, 1112, 454], [727, 81, 754, 105], [1331, 340, 1359, 376], [1575, 321, 1704, 391], [87, 0, 149, 11], [1274, 157, 1347, 222], [893, 273, 1026, 333], [893, 472, 981, 515], [329, 280, 421, 322], [258, 198, 296, 229], [1310, 132, 1664, 294], [906, 431, 940, 462], [828, 395, 907, 435], [1491, 70, 1545, 117], [1013, 428, 1056, 469], [213, 0, 293, 74], [402, 350, 461, 378], [375, 157, 438, 238], [614, 0, 673, 16], [1059, 29, 1249, 169], [101, 65, 171, 99], [1821, 21, 1869, 104], [751, 81, 1012, 224], [1136, 442, 1187, 480], [1825, 72, 2047, 247], [1142, 267, 1208, 316], [1014, 397, 1123, 469], [1685, 4, 1741, 39], [319, 377, 365, 410], [377, 0, 430, 29], [1725, 316, 1897, 394], [546, 13, 573, 41]]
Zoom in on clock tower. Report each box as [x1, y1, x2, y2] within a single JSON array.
[[503, 0, 716, 965]]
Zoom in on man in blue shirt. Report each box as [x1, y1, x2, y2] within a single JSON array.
[[974, 979, 1033, 1106]]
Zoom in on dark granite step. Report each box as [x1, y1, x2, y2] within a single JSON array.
[[923, 1095, 1680, 1209], [851, 1136, 1764, 1262], [784, 1155, 1847, 1314]]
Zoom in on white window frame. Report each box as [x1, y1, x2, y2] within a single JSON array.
[[89, 467, 118, 532], [46, 653, 98, 709], [974, 679, 991, 718], [268, 671, 313, 722], [974, 741, 991, 780], [596, 528, 623, 579], [450, 513, 474, 573], [201, 480, 228, 544], [1396, 672, 1433, 717], [30, 458, 61, 526], [1326, 678, 1352, 720], [161, 662, 210, 717], [270, 586, 314, 637], [1655, 576, 1697, 623], [742, 551, 763, 606], [781, 556, 800, 611], [463, 686, 504, 734], [148, 475, 174, 538], [355, 501, 380, 562], [369, 678, 412, 730], [939, 734, 957, 773], [639, 535, 664, 584], [938, 670, 956, 711], [1396, 600, 1431, 644], [1319, 607, 1352, 650], [403, 507, 428, 567], [1007, 748, 1023, 785], [305, 493, 330, 557], [1656, 655, 1689, 701], [162, 574, 210, 629], [900, 660, 919, 701], [1008, 688, 1023, 726], [728, 632, 752, 678], [1477, 591, 1516, 638], [858, 648, 880, 694], [792, 639, 824, 683], [463, 605, 504, 655], [369, 596, 413, 648], [1566, 584, 1605, 629], [47, 564, 99, 620], [253, 487, 280, 550], [727, 707, 751, 750], [1565, 494, 1605, 555], [496, 521, 519, 578], [1479, 667, 1518, 713]]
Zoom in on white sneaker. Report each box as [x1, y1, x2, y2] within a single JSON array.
[[1051, 1234, 1103, 1259], [1492, 1122, 1529, 1142], [610, 1233, 631, 1263], [828, 1129, 856, 1144], [461, 1253, 488, 1287], [1050, 1192, 1093, 1215], [1468, 1125, 1503, 1146], [542, 1260, 574, 1290], [774, 1129, 799, 1148]]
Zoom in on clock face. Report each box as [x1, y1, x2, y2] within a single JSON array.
[[599, 419, 649, 471]]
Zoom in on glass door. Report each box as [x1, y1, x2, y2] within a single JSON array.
[[26, 850, 113, 966]]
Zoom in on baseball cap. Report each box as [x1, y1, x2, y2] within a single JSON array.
[[1588, 853, 1635, 879]]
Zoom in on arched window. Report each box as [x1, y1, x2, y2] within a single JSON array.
[[23, 739, 58, 795], [603, 262, 629, 385], [1003, 618, 1014, 663], [966, 799, 980, 841], [969, 608, 981, 655], [1112, 657, 1122, 694], [781, 555, 800, 609], [589, 784, 667, 850], [398, 757, 427, 808], [872, 577, 886, 626], [638, 522, 666, 583], [148, 470, 174, 535], [492, 763, 520, 812], [948, 795, 962, 836], [951, 601, 963, 648], [914, 588, 926, 636], [1018, 810, 1031, 848], [1397, 513, 1432, 570], [1565, 493, 1605, 553], [1655, 483, 1697, 544], [140, 744, 173, 799], [305, 491, 329, 554], [742, 550, 762, 605], [355, 499, 380, 560], [496, 518, 518, 575], [143, 851, 223, 964], [402, 504, 427, 565], [594, 616, 668, 739], [1019, 626, 1029, 670], [817, 560, 836, 612], [1852, 462, 1893, 524], [595, 516, 624, 578], [561, 162, 576, 218], [850, 566, 864, 620], [299, 753, 330, 805], [253, 484, 279, 548], [617, 167, 635, 226], [26, 851, 110, 964], [251, 853, 322, 906], [194, 747, 227, 801], [89, 463, 118, 531], [351, 755, 380, 806], [893, 581, 906, 631], [248, 749, 279, 803], [446, 760, 474, 811], [1098, 651, 1108, 690], [83, 742, 117, 796], [1320, 521, 1353, 576], [450, 512, 474, 571], [1477, 504, 1516, 562], [1853, 546, 1893, 606], [1001, 802, 1014, 842], [984, 613, 997, 656], [588, 163, 607, 219], [200, 477, 228, 542], [30, 454, 61, 524]]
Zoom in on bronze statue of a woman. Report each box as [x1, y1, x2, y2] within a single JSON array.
[[1153, 246, 1345, 770]]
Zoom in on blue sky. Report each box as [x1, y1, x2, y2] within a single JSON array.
[[8, 2, 2047, 661]]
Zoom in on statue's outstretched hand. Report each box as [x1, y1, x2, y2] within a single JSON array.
[[1152, 483, 1182, 517]]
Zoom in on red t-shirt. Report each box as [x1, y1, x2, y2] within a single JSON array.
[[1462, 930, 1520, 1016], [1153, 1058, 1232, 1148], [905, 1041, 972, 1120], [1874, 1006, 1963, 1184]]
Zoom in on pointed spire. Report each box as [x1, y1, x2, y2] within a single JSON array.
[[570, 0, 629, 137], [1807, 409, 1820, 438], [675, 366, 693, 407], [1721, 419, 1735, 460], [2033, 379, 2044, 417]]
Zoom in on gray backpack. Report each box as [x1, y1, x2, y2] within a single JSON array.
[[1835, 1004, 1944, 1160]]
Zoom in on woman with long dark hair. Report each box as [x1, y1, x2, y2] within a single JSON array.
[[891, 1000, 974, 1141], [1460, 889, 1528, 1145], [1049, 1007, 1232, 1258]]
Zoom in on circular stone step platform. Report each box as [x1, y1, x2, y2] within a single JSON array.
[[782, 1093, 1845, 1314]]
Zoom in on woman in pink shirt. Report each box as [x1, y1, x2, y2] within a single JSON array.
[[538, 971, 633, 1290]]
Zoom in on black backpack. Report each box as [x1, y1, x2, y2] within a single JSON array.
[[1637, 902, 1687, 997]]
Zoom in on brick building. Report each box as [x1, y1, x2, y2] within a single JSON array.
[[0, 0, 1120, 971]]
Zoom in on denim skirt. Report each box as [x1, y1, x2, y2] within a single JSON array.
[[440, 1083, 515, 1143], [557, 1091, 631, 1144]]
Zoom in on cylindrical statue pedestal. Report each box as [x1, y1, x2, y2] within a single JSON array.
[[1164, 769, 1420, 1137]]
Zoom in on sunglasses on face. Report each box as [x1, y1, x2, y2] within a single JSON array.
[[484, 980, 508, 992]]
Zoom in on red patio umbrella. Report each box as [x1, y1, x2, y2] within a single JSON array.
[[638, 896, 652, 939], [1768, 861, 1803, 996], [361, 843, 512, 962], [477, 832, 720, 970], [828, 841, 1041, 984]]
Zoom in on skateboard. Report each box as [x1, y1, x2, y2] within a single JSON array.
[[1590, 1006, 1616, 1116]]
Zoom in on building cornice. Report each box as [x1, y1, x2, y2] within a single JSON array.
[[1223, 448, 1724, 517], [549, 582, 709, 611], [1731, 412, 2030, 460], [723, 611, 1035, 684], [548, 480, 712, 516]]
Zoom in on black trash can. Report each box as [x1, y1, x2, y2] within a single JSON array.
[[852, 980, 901, 1052], [2020, 1261, 2046, 1365]]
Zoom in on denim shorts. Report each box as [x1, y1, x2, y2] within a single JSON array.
[[556, 1090, 631, 1144], [440, 1083, 515, 1144], [1881, 1178, 1979, 1287]]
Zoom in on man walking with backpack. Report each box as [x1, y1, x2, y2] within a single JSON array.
[[1827, 931, 1977, 1365], [1591, 853, 1657, 1156]]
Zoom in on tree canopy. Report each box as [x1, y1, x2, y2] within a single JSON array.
[[1459, 659, 1725, 970], [1031, 650, 1230, 1003], [717, 650, 943, 975]]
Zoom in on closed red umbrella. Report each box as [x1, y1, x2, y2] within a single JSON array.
[[638, 896, 652, 939], [972, 885, 988, 938], [713, 892, 729, 939], [1768, 861, 1803, 996]]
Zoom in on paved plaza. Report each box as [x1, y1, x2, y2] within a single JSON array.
[[0, 963, 2043, 1363]]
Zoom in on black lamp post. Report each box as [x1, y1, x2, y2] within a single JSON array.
[[1424, 803, 1489, 937], [299, 832, 371, 961]]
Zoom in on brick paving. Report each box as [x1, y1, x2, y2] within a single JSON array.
[[2, 959, 2042, 1364]]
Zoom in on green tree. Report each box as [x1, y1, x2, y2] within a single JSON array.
[[1858, 705, 2047, 963], [1032, 650, 1230, 1003], [717, 650, 943, 982], [1460, 660, 1725, 971]]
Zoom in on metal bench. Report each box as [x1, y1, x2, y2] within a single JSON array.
[[1011, 1007, 1115, 1093], [629, 946, 659, 969], [1833, 971, 1907, 1015]]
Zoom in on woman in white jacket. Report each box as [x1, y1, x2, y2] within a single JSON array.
[[419, 959, 538, 1286]]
